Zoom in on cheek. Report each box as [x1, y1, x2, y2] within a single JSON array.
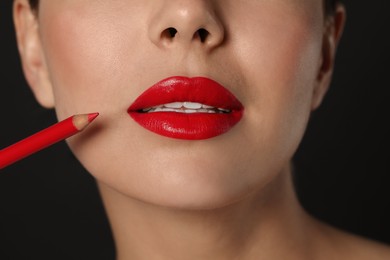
[[227, 4, 323, 159], [38, 7, 143, 119], [233, 6, 322, 99]]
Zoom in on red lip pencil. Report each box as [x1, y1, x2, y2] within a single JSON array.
[[0, 112, 99, 170]]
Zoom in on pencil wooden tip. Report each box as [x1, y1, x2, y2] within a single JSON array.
[[88, 112, 99, 123], [73, 112, 100, 130]]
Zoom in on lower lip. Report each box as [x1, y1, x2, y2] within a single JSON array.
[[129, 111, 243, 140]]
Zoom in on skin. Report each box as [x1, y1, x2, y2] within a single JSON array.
[[13, 0, 390, 259]]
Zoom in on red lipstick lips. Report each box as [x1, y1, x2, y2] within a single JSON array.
[[128, 76, 244, 140]]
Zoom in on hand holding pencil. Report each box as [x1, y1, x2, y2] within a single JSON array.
[[0, 113, 99, 170]]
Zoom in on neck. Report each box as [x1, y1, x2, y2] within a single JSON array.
[[98, 164, 316, 260]]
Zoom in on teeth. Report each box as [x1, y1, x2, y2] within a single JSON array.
[[164, 102, 204, 109], [164, 102, 183, 109], [141, 102, 231, 114], [184, 109, 199, 113], [219, 108, 230, 113], [154, 107, 176, 112], [183, 102, 202, 109]]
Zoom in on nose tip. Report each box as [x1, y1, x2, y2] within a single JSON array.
[[148, 1, 225, 50]]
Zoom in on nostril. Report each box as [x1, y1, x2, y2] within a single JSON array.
[[160, 28, 178, 43], [161, 27, 178, 38], [159, 27, 178, 45], [197, 28, 209, 43], [159, 27, 214, 45], [168, 27, 178, 37]]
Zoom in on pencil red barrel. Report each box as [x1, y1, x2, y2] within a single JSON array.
[[0, 113, 98, 170]]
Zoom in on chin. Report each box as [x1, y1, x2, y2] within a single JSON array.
[[144, 184, 250, 211], [125, 184, 253, 211], [96, 160, 268, 211]]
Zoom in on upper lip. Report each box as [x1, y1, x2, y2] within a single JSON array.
[[128, 76, 243, 112]]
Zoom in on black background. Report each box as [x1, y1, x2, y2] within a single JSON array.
[[1, 1, 389, 259]]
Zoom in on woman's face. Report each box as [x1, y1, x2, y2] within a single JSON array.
[[19, 0, 334, 209]]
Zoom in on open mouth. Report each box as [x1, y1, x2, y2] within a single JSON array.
[[139, 102, 231, 114], [127, 76, 244, 140]]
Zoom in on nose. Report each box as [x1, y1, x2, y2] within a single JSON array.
[[148, 1, 225, 51]]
